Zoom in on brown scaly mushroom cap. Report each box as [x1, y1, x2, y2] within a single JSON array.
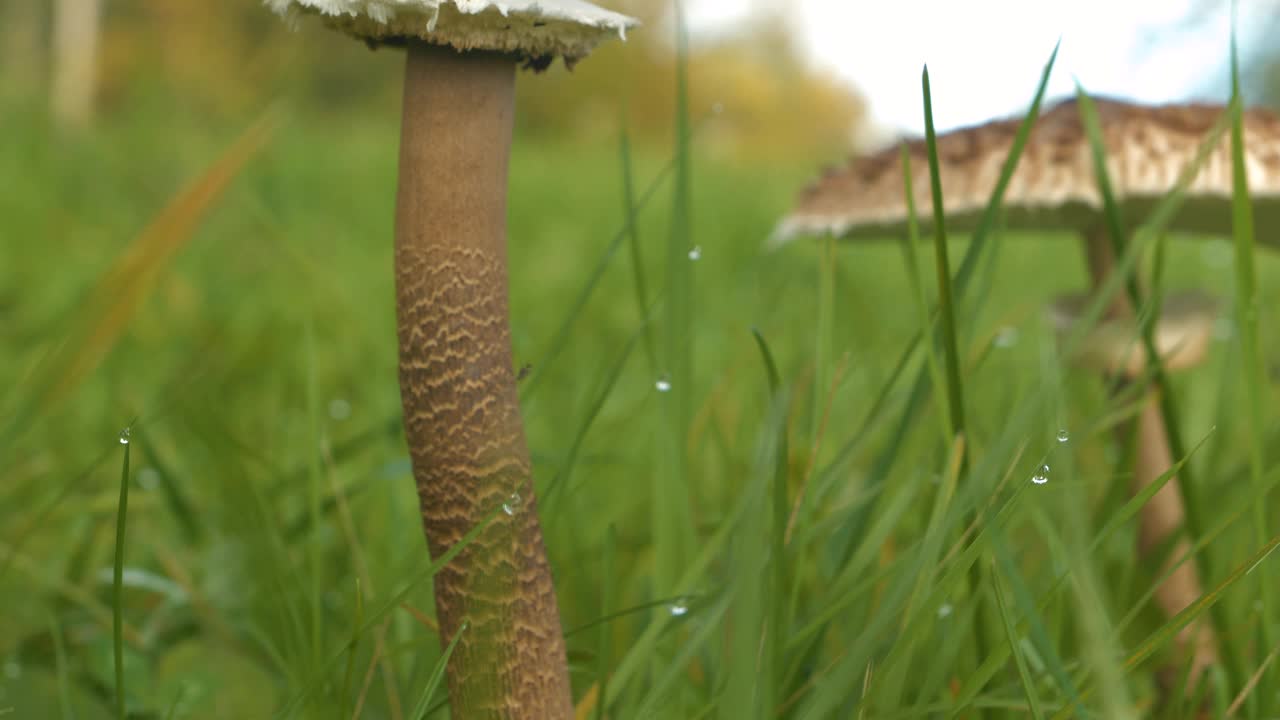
[[772, 96, 1280, 245], [1047, 290, 1218, 377], [268, 0, 636, 65]]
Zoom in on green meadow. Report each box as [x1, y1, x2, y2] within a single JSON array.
[[4, 28, 1280, 719]]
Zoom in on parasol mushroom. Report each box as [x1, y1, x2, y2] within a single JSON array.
[[772, 95, 1280, 683], [266, 1, 637, 717]]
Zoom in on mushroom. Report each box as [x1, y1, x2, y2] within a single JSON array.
[[266, 1, 637, 717], [772, 96, 1280, 682]]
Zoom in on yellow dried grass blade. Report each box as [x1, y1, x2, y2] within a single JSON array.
[[10, 107, 280, 439]]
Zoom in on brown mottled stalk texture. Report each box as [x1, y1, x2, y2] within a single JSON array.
[[393, 42, 573, 719], [1084, 229, 1217, 681]]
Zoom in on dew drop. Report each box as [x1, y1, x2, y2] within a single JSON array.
[[1031, 464, 1050, 485], [669, 601, 689, 617], [118, 427, 131, 445], [655, 375, 672, 393], [502, 491, 522, 516], [328, 398, 352, 421], [937, 603, 953, 619], [994, 326, 1019, 348], [688, 245, 702, 261], [1057, 429, 1069, 443]]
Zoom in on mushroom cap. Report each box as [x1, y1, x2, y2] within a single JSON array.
[[773, 97, 1280, 246], [267, 0, 637, 63], [1047, 290, 1218, 377]]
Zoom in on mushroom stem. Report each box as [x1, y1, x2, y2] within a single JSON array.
[[394, 42, 572, 718], [1081, 226, 1217, 681], [1132, 390, 1218, 677]]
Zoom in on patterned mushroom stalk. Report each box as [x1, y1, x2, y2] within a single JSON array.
[[266, 2, 637, 718], [773, 96, 1280, 688]]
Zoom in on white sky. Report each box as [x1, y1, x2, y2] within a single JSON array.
[[686, 0, 1270, 138]]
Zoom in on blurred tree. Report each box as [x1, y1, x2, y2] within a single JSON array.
[[515, 0, 869, 160], [30, 0, 867, 159], [2, 0, 45, 98]]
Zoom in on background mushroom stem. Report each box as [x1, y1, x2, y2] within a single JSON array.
[[1080, 226, 1217, 681], [394, 41, 573, 719]]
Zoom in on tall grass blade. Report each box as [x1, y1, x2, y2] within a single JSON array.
[[824, 42, 1059, 562], [920, 66, 967, 449], [992, 562, 1045, 720], [542, 325, 642, 506], [519, 152, 674, 398], [594, 524, 617, 720], [813, 234, 835, 437], [752, 327, 790, 716], [619, 127, 657, 374], [1228, 9, 1274, 712], [409, 621, 466, 720], [899, 143, 952, 444], [654, 0, 696, 619], [113, 422, 134, 720]]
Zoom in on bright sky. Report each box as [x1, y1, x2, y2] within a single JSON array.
[[686, 0, 1266, 138]]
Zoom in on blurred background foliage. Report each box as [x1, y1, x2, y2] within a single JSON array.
[[1, 0, 867, 162]]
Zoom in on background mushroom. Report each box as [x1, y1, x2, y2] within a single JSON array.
[[772, 96, 1280, 684], [266, 1, 637, 717]]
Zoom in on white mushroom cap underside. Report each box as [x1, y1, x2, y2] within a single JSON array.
[[774, 97, 1280, 245], [268, 0, 637, 60], [1047, 290, 1218, 376]]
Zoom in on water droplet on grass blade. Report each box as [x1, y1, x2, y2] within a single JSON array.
[[1057, 429, 1069, 443], [118, 427, 131, 445], [502, 492, 522, 516], [1031, 464, 1049, 485], [655, 375, 672, 393], [669, 601, 689, 617], [328, 398, 352, 421], [937, 603, 953, 619], [994, 326, 1019, 348], [688, 245, 702, 261]]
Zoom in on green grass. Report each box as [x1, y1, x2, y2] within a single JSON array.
[[3, 39, 1280, 719]]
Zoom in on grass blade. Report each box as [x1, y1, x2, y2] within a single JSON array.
[[899, 143, 951, 445], [920, 66, 967, 448], [1228, 10, 1274, 712], [992, 561, 1046, 720], [409, 621, 467, 720], [594, 525, 618, 720], [619, 127, 657, 374], [752, 327, 790, 715], [113, 422, 134, 720], [654, 0, 696, 620]]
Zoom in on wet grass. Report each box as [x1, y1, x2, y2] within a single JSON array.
[[3, 40, 1280, 718]]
